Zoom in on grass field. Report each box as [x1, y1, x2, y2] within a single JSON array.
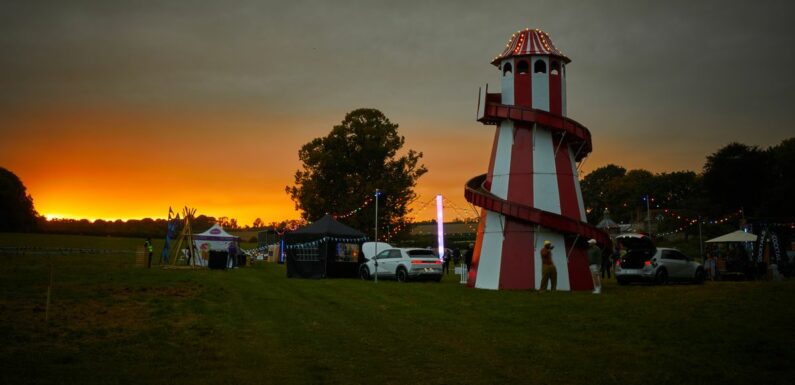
[[1, 233, 793, 385]]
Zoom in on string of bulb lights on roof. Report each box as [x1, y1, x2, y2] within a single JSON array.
[[283, 236, 369, 250], [246, 236, 370, 253], [494, 28, 567, 63]]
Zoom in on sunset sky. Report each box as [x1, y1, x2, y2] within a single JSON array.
[[2, 0, 794, 225]]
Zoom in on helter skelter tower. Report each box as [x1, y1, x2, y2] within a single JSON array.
[[465, 28, 611, 291]]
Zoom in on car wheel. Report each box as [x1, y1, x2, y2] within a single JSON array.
[[617, 277, 628, 285], [433, 275, 443, 282], [396, 268, 409, 282], [694, 268, 705, 284], [655, 269, 668, 285], [359, 266, 371, 280]]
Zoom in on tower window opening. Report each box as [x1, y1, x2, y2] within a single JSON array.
[[503, 62, 513, 76], [533, 60, 546, 74], [551, 61, 560, 76], [517, 60, 529, 74]]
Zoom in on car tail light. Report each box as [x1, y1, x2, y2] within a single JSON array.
[[615, 260, 620, 266], [411, 260, 441, 264], [644, 260, 652, 267]]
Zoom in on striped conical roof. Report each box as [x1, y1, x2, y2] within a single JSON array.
[[492, 28, 570, 66]]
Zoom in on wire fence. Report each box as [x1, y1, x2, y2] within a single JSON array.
[[0, 246, 137, 256]]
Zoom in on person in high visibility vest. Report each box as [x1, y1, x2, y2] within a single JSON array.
[[145, 238, 154, 268]]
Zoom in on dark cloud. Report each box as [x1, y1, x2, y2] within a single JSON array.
[[2, 0, 794, 170]]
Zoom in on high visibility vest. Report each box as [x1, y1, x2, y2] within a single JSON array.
[[146, 242, 153, 252]]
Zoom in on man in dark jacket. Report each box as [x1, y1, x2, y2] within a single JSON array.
[[464, 243, 474, 270]]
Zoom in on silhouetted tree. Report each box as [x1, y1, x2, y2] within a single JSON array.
[[766, 137, 795, 217], [0, 167, 39, 232], [703, 142, 770, 217], [286, 108, 427, 239]]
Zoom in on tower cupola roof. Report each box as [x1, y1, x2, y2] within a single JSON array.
[[492, 28, 570, 66]]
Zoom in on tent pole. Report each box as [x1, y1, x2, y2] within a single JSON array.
[[698, 215, 704, 261], [374, 188, 379, 284]]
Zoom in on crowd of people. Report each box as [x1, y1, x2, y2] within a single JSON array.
[[438, 244, 475, 275]]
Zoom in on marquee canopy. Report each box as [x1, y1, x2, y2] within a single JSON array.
[[191, 224, 240, 267], [705, 230, 758, 243]]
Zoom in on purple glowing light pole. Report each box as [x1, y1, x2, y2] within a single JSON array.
[[436, 194, 444, 262]]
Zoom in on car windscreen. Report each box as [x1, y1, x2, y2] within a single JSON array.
[[407, 250, 437, 258]]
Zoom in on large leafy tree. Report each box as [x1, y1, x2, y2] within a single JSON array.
[[581, 166, 706, 225], [580, 164, 626, 223], [702, 142, 770, 217], [0, 167, 39, 232], [767, 138, 795, 217], [286, 108, 427, 239]]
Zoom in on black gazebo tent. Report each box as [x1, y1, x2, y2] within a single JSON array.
[[284, 214, 368, 278]]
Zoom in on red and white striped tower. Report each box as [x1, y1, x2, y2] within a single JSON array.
[[465, 28, 611, 291]]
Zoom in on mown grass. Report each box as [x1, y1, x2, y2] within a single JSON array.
[[0, 233, 793, 385]]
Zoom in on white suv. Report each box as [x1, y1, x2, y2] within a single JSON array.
[[360, 242, 443, 282]]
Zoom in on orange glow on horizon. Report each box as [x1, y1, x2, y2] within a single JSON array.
[[2, 106, 686, 228]]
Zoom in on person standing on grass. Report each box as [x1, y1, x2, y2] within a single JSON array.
[[144, 238, 153, 268], [705, 252, 717, 281], [228, 242, 238, 268], [464, 243, 474, 270], [539, 240, 557, 291], [588, 239, 602, 294], [601, 243, 614, 279]]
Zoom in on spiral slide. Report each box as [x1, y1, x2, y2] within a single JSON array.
[[464, 96, 611, 291]]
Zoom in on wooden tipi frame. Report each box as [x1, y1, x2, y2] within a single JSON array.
[[169, 207, 201, 268]]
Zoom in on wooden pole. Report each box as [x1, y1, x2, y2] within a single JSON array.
[[45, 257, 53, 327]]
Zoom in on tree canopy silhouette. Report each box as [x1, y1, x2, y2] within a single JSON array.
[[286, 108, 426, 239], [0, 167, 39, 232]]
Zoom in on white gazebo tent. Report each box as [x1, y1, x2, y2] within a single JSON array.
[[705, 230, 758, 243], [704, 230, 759, 279], [192, 224, 240, 267]]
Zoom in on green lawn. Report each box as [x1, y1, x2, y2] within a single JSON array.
[[0, 234, 793, 385]]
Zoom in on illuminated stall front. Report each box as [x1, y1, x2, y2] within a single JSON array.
[[284, 214, 368, 279]]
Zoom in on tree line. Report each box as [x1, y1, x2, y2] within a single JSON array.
[[36, 215, 220, 238], [21, 213, 301, 239], [580, 137, 795, 232]]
